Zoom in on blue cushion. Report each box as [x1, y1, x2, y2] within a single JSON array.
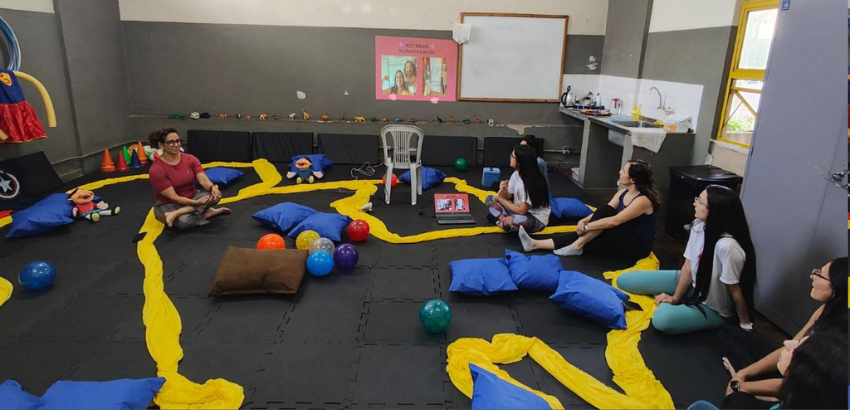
[[469, 364, 551, 410], [288, 212, 351, 241], [252, 202, 317, 232], [549, 197, 592, 220], [549, 270, 629, 329], [398, 167, 446, 190], [0, 380, 40, 409], [449, 258, 517, 296], [203, 167, 244, 186], [288, 154, 334, 173], [504, 249, 563, 291], [38, 378, 165, 410], [5, 193, 74, 239]]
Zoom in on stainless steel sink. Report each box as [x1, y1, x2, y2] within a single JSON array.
[[612, 120, 662, 128]]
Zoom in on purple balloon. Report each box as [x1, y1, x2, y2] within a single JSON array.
[[333, 244, 359, 270]]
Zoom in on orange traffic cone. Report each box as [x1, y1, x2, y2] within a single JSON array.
[[115, 150, 129, 172], [101, 149, 115, 172], [136, 141, 148, 165]]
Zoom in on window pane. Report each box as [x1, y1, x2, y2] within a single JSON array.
[[722, 94, 756, 146], [733, 79, 764, 90], [738, 9, 777, 70]]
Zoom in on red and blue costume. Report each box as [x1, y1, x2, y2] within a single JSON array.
[[0, 69, 46, 143]]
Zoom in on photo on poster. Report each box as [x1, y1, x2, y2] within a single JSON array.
[[374, 36, 457, 102], [380, 56, 417, 96]]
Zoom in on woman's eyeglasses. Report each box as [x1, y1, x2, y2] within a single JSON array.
[[810, 269, 830, 281], [693, 197, 708, 207], [164, 139, 183, 146]]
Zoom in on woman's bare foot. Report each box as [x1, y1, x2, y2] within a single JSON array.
[[203, 207, 231, 219], [164, 210, 179, 227]]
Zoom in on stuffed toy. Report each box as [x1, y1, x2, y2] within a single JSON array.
[[68, 188, 120, 222], [286, 157, 324, 184]]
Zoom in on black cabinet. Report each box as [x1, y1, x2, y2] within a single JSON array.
[[666, 166, 742, 243]]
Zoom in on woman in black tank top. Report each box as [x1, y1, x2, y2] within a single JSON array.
[[518, 160, 660, 263]]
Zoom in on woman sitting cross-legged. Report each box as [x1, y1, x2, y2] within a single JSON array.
[[716, 256, 847, 407], [518, 159, 659, 263], [147, 127, 230, 229], [485, 144, 550, 233], [616, 185, 757, 335]]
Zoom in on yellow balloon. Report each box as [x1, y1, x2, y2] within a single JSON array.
[[296, 230, 320, 250]]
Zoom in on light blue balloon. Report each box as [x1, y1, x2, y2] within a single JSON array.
[[306, 250, 334, 276]]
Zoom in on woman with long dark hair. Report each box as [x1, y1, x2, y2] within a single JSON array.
[[520, 135, 549, 187], [689, 330, 848, 409], [486, 144, 550, 233], [518, 159, 660, 262], [616, 185, 757, 334], [718, 257, 847, 403]]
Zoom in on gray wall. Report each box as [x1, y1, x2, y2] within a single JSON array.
[[741, 0, 847, 334], [642, 26, 736, 164], [601, 0, 652, 78], [123, 22, 604, 166], [0, 9, 78, 177], [54, 0, 131, 176]]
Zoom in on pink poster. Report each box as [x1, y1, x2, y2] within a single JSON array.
[[375, 36, 457, 102]]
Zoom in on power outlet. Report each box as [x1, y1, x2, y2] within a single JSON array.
[[561, 146, 572, 155]]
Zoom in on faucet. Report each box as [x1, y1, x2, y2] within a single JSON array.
[[649, 87, 664, 109]]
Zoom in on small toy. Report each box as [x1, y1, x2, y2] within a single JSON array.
[[407, 118, 416, 124], [286, 156, 325, 184], [370, 117, 378, 122], [236, 112, 242, 119], [488, 119, 495, 126], [272, 114, 280, 120], [68, 188, 120, 223], [463, 119, 471, 124], [259, 114, 268, 121], [475, 118, 483, 124], [245, 114, 252, 120], [437, 116, 444, 124], [354, 116, 367, 123], [393, 117, 402, 123], [219, 113, 228, 119], [289, 113, 297, 120], [189, 112, 200, 120], [420, 299, 451, 333], [301, 109, 310, 120], [449, 115, 455, 123], [199, 112, 211, 118], [321, 114, 330, 121], [381, 118, 389, 122]]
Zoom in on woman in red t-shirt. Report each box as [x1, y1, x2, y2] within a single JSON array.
[[147, 127, 230, 229]]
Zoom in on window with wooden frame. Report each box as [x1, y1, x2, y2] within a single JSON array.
[[716, 0, 779, 149]]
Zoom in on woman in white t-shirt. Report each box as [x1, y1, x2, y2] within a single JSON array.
[[486, 144, 550, 233], [616, 185, 758, 335]]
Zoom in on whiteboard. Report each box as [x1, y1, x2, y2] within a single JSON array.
[[458, 13, 568, 102]]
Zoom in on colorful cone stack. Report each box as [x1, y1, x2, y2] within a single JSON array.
[[122, 146, 131, 165], [129, 149, 142, 168], [101, 149, 115, 172], [116, 150, 129, 172], [136, 141, 148, 165]]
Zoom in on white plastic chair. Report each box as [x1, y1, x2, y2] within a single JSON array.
[[380, 125, 424, 205]]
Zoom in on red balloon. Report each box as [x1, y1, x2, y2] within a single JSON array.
[[347, 219, 370, 242], [257, 233, 286, 249], [381, 173, 398, 187]]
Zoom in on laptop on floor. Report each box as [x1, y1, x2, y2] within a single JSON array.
[[435, 193, 475, 225]]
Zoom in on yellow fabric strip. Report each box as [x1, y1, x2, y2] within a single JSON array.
[[70, 174, 150, 193], [0, 276, 12, 309], [603, 254, 674, 409], [139, 159, 279, 408]]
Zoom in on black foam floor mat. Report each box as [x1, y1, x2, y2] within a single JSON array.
[[0, 160, 722, 409]]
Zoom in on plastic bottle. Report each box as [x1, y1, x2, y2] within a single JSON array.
[[631, 104, 642, 120]]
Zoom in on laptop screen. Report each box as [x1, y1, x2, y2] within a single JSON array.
[[434, 193, 470, 214]]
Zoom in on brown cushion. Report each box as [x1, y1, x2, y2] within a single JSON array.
[[209, 247, 308, 296]]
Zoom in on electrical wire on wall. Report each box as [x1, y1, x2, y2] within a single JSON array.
[[0, 15, 21, 71]]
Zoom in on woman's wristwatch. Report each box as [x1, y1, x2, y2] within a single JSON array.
[[730, 379, 742, 392]]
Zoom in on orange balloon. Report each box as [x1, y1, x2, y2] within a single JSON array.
[[257, 233, 286, 249]]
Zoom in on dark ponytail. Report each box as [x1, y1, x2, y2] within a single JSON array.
[[627, 160, 661, 210]]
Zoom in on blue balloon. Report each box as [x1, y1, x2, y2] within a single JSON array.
[[306, 250, 334, 277], [18, 261, 57, 291], [333, 244, 359, 270], [419, 299, 451, 333]]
